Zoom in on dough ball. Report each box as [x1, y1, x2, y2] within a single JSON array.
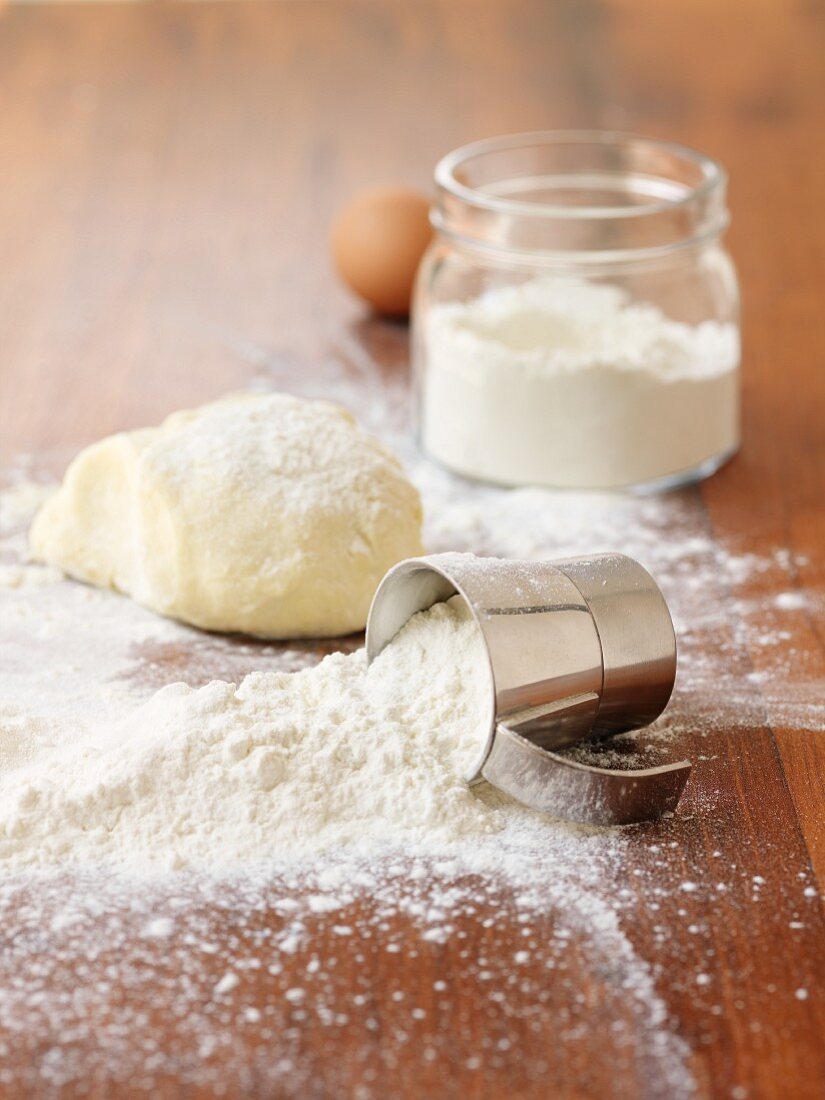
[[30, 393, 424, 638]]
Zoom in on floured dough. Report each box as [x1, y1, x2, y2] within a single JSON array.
[[30, 392, 424, 638]]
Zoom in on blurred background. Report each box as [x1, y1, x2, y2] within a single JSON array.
[[1, 0, 821, 466]]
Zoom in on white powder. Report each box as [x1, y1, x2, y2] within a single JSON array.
[[420, 280, 740, 489], [0, 386, 819, 1097], [0, 596, 512, 870], [775, 590, 807, 611]]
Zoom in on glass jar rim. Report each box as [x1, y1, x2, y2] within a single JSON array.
[[434, 130, 726, 221], [432, 130, 729, 260]]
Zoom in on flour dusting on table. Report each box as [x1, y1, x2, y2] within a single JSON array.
[[0, 357, 821, 1097]]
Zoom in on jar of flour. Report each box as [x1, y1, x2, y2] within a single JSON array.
[[412, 131, 740, 491]]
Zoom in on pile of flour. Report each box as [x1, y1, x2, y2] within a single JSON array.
[[0, 415, 817, 1100], [0, 596, 514, 870], [420, 279, 740, 489]]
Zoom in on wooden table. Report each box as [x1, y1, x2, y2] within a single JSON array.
[[0, 2, 822, 1097]]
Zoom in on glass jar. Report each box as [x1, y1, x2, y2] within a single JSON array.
[[412, 131, 740, 491]]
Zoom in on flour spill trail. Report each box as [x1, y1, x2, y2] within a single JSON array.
[[0, 366, 821, 1095]]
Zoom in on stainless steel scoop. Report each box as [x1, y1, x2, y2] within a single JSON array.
[[366, 552, 690, 826]]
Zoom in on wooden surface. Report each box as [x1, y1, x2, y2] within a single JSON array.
[[0, 1, 823, 1098]]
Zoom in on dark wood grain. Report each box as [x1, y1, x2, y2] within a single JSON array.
[[0, 2, 823, 1098]]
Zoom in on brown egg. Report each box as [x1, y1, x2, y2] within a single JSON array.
[[331, 186, 433, 318]]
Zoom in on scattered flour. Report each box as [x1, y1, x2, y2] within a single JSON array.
[[775, 590, 807, 611], [0, 347, 821, 1097]]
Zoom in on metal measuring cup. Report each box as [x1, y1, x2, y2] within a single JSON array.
[[366, 552, 690, 826]]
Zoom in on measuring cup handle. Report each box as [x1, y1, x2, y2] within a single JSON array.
[[481, 722, 691, 826]]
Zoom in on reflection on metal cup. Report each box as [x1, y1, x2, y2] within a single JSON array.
[[367, 552, 690, 826]]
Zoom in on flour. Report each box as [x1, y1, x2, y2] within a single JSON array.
[[0, 596, 514, 869], [0, 383, 820, 1098], [420, 280, 740, 489]]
